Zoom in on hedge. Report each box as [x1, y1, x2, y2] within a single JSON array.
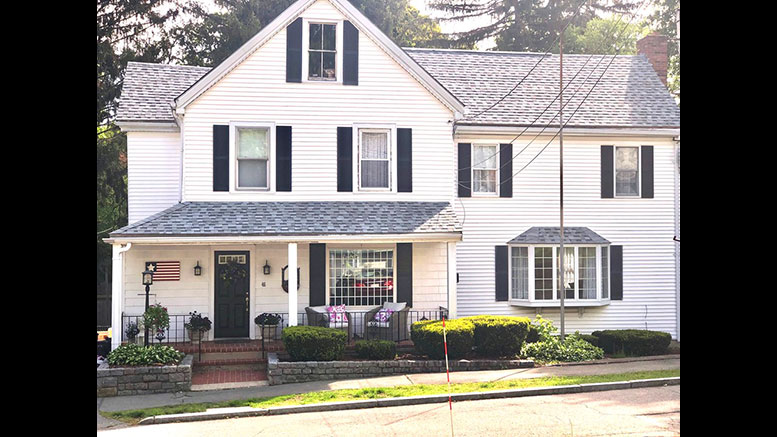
[[354, 340, 397, 360], [461, 315, 531, 357], [410, 319, 474, 359], [591, 329, 671, 356], [282, 326, 347, 361], [106, 344, 184, 366]]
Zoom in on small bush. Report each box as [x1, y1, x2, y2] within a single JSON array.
[[106, 344, 184, 366], [526, 324, 540, 343], [354, 340, 397, 360], [519, 316, 604, 362], [282, 326, 347, 361], [591, 330, 672, 356], [578, 334, 599, 348], [410, 319, 474, 359], [461, 315, 530, 357]]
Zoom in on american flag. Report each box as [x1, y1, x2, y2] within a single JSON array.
[[145, 261, 180, 281]]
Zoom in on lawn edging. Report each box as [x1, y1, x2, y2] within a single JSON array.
[[138, 376, 679, 425]]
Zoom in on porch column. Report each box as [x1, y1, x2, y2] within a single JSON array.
[[111, 243, 131, 349], [288, 242, 298, 326], [447, 241, 457, 318]]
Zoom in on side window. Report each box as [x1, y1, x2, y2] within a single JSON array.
[[309, 23, 336, 80], [615, 146, 639, 196], [472, 144, 498, 194]]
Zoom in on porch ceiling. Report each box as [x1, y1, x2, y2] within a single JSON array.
[[108, 201, 462, 240]]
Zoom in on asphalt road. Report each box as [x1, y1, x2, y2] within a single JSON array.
[[97, 385, 680, 436]]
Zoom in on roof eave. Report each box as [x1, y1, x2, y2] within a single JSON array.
[[116, 120, 180, 132], [104, 232, 463, 245]]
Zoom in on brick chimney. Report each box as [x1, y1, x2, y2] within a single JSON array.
[[637, 32, 669, 86]]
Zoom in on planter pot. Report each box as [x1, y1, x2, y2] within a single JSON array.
[[258, 324, 280, 341], [187, 328, 207, 344]]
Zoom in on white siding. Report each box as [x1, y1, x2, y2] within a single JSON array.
[[181, 0, 454, 202], [126, 131, 181, 224], [453, 134, 679, 339]]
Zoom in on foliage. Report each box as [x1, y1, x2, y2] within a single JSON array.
[[218, 260, 247, 286], [519, 316, 604, 362], [591, 329, 671, 356], [255, 313, 282, 325], [142, 304, 170, 333], [410, 318, 474, 359], [282, 326, 347, 361], [184, 311, 212, 331], [354, 340, 397, 360], [124, 321, 140, 339], [461, 315, 530, 357], [649, 0, 680, 101], [562, 16, 650, 55], [578, 333, 599, 348], [107, 343, 185, 366]]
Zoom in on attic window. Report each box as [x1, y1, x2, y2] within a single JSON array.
[[309, 23, 336, 80]]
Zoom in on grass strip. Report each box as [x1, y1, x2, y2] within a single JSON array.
[[102, 368, 679, 424]]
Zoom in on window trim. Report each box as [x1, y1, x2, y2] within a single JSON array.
[[471, 143, 499, 196], [229, 121, 276, 193], [352, 124, 397, 193], [508, 244, 611, 307], [302, 18, 342, 84], [614, 145, 641, 198], [325, 244, 397, 308]]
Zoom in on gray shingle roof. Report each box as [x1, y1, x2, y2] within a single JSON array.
[[507, 227, 609, 245], [116, 62, 211, 122], [110, 201, 462, 237], [404, 48, 680, 128]]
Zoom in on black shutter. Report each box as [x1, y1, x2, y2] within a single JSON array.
[[337, 127, 353, 192], [499, 143, 512, 198], [276, 126, 292, 191], [601, 145, 614, 198], [396, 243, 413, 307], [343, 20, 359, 85], [286, 17, 302, 83], [397, 128, 412, 192], [641, 146, 654, 198], [309, 243, 326, 306], [610, 245, 623, 300], [458, 143, 471, 197], [213, 125, 229, 192], [495, 246, 508, 301]]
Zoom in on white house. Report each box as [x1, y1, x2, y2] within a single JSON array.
[[106, 0, 680, 350]]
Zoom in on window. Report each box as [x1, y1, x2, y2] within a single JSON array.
[[309, 23, 336, 80], [472, 144, 498, 194], [236, 127, 270, 189], [615, 146, 639, 196], [329, 249, 394, 306], [359, 129, 391, 190], [511, 245, 611, 305]]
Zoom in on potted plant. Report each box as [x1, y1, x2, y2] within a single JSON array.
[[184, 311, 212, 344], [124, 320, 141, 345], [255, 313, 282, 340], [143, 303, 170, 344]]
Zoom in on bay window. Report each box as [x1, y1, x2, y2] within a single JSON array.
[[329, 248, 395, 306]]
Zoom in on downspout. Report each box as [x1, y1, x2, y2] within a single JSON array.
[[673, 136, 680, 341]]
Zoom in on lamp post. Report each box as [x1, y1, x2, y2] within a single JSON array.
[[142, 268, 154, 346]]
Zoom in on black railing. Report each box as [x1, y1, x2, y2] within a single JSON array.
[[120, 313, 203, 361]]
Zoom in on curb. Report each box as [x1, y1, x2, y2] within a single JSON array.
[[138, 376, 679, 425]]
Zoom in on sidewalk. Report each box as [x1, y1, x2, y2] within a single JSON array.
[[98, 355, 679, 417]]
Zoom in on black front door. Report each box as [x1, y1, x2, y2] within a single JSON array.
[[214, 251, 250, 338]]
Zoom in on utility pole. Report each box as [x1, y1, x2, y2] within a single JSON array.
[[559, 27, 565, 342]]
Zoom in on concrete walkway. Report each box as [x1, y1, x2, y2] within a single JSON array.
[[98, 355, 679, 419]]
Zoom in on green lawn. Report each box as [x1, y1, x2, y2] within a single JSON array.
[[102, 369, 679, 424]]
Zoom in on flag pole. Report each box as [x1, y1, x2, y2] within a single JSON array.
[[442, 316, 454, 437]]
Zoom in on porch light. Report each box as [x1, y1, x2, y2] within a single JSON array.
[[263, 260, 271, 275], [194, 261, 202, 276], [142, 269, 154, 286]]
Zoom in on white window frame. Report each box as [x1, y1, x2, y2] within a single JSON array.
[[508, 244, 611, 307], [325, 244, 397, 308], [614, 145, 641, 198], [302, 18, 342, 84], [471, 143, 499, 196], [353, 124, 397, 192], [229, 121, 276, 193]]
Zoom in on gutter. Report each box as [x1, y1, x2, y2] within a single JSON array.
[[454, 124, 680, 138], [104, 232, 463, 245]]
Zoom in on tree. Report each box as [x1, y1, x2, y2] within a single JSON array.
[[426, 0, 638, 51], [649, 0, 679, 101], [562, 16, 650, 55]]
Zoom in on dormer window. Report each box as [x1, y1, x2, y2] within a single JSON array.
[[309, 23, 336, 80]]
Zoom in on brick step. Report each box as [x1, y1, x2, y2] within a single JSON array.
[[199, 350, 263, 361]]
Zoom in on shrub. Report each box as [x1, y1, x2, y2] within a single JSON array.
[[526, 324, 540, 343], [578, 334, 599, 348], [106, 343, 184, 366], [461, 315, 530, 357], [282, 326, 347, 361], [519, 317, 604, 362], [354, 340, 397, 360], [410, 319, 474, 359], [591, 330, 672, 356]]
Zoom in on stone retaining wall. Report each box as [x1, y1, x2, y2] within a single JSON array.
[[96, 355, 193, 397], [267, 353, 533, 385]]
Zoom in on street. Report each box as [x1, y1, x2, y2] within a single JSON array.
[[98, 385, 680, 436]]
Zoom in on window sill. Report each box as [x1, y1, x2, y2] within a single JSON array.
[[508, 299, 611, 308]]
